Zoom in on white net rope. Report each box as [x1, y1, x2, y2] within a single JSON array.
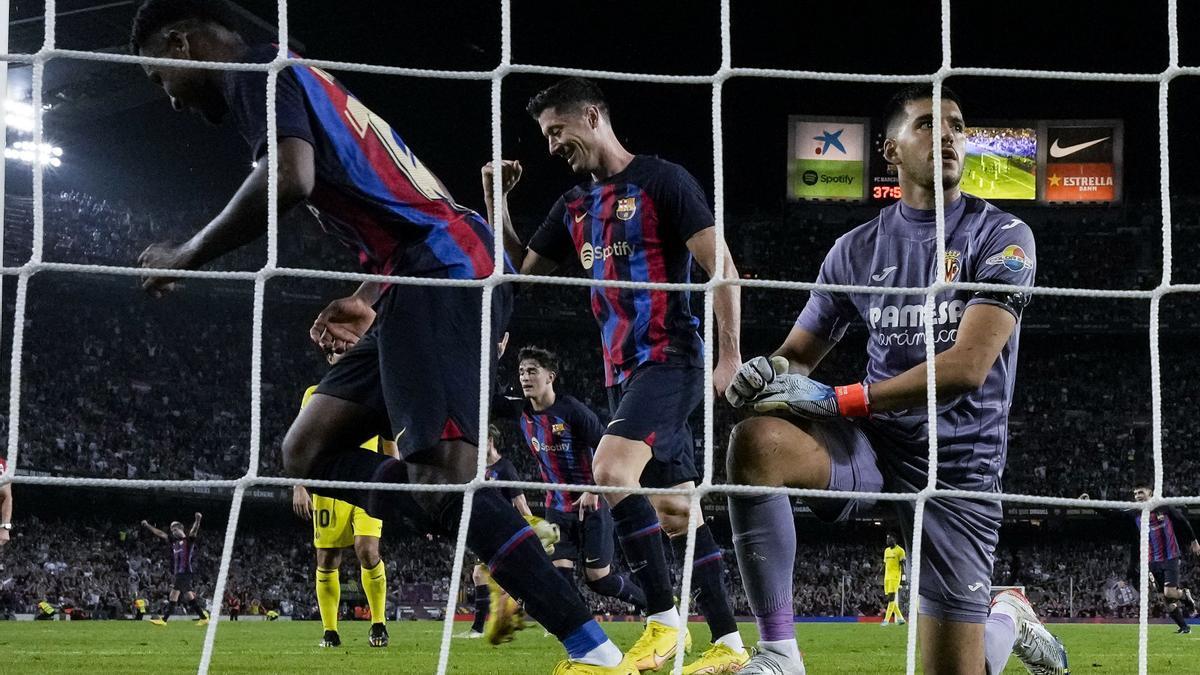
[[0, 0, 1185, 673]]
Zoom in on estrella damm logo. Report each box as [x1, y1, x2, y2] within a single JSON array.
[[616, 197, 637, 221], [579, 241, 633, 270], [985, 244, 1034, 272]]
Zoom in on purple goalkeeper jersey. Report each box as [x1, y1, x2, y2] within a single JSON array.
[[796, 195, 1036, 490]]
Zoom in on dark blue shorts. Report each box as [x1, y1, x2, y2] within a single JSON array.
[[318, 283, 513, 459], [172, 572, 196, 594], [605, 361, 702, 489], [1151, 558, 1182, 591], [546, 506, 616, 569]]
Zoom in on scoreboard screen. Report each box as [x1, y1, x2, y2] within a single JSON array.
[[960, 127, 1038, 201]]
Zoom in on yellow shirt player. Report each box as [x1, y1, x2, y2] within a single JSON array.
[[882, 533, 907, 626], [292, 385, 395, 648]]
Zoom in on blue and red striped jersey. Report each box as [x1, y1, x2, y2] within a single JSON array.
[[530, 156, 710, 386], [222, 45, 500, 280], [485, 456, 523, 502], [1136, 507, 1192, 562], [170, 536, 198, 574], [519, 395, 605, 512]]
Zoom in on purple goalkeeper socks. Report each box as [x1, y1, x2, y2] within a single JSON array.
[[729, 493, 796, 642]]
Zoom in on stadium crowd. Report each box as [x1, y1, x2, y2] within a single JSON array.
[[0, 511, 457, 620], [0, 512, 1175, 621], [1, 189, 1198, 627]]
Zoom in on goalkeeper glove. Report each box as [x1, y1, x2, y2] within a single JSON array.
[[523, 514, 560, 555], [725, 355, 871, 419]]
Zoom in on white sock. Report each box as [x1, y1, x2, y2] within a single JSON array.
[[761, 638, 802, 662], [575, 639, 623, 667], [715, 631, 745, 652], [648, 607, 680, 629]]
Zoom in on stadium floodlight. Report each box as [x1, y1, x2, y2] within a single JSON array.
[[5, 139, 64, 166], [4, 99, 33, 132]]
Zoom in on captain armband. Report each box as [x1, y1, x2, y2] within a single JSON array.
[[971, 290, 1030, 318]]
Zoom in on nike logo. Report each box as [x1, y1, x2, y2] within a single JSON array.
[[607, 418, 626, 428], [585, 557, 601, 564], [394, 428, 406, 444], [574, 212, 587, 223], [871, 266, 897, 282], [968, 582, 986, 592], [1049, 136, 1110, 158], [629, 561, 648, 574], [1000, 219, 1022, 230]]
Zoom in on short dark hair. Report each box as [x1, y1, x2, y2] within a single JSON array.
[[130, 0, 234, 54], [1134, 482, 1154, 492], [526, 77, 609, 120], [517, 346, 559, 374], [883, 83, 962, 137]]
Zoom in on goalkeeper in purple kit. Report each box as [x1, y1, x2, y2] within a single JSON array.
[[723, 84, 1069, 675]]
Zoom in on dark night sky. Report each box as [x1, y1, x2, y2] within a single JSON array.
[[1, 0, 1194, 215]]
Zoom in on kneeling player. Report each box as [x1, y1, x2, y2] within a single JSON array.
[[142, 513, 210, 626], [293, 386, 390, 648], [724, 85, 1067, 674], [1131, 484, 1199, 634]]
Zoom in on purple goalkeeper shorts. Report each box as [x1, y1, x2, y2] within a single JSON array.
[[806, 418, 1002, 623]]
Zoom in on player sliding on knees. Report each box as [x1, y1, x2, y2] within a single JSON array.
[[490, 77, 748, 674], [130, 3, 632, 671], [723, 84, 1068, 675]]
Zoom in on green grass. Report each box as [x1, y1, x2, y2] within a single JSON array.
[[961, 153, 1037, 200], [0, 619, 1194, 673]]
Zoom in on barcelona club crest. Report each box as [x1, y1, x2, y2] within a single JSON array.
[[944, 250, 961, 283], [616, 197, 637, 221]]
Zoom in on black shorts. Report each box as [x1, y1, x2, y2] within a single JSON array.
[[546, 507, 616, 569], [318, 282, 513, 459], [172, 573, 195, 594], [605, 361, 702, 488], [1151, 558, 1182, 592]]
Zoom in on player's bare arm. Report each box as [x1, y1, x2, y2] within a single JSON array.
[[310, 282, 381, 356], [141, 520, 169, 540], [512, 493, 533, 517], [685, 227, 743, 396], [139, 136, 315, 297], [481, 159, 524, 267], [866, 303, 1015, 411], [0, 480, 11, 546], [190, 512, 203, 537], [292, 485, 313, 521], [730, 304, 1015, 417]]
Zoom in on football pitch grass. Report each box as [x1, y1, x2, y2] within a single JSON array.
[[1, 620, 1196, 673], [961, 153, 1037, 201]]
